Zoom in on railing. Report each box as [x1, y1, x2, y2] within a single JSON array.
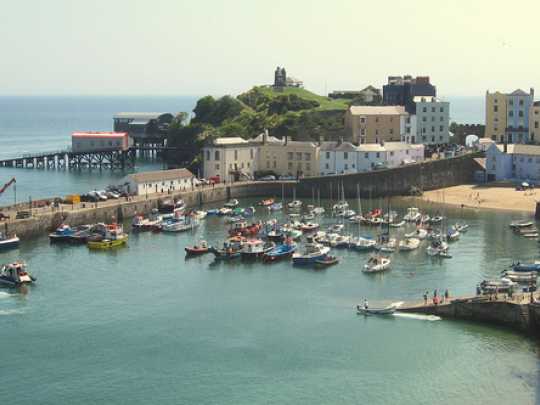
[[21, 148, 72, 159]]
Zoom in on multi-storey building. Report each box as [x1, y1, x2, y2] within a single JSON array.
[[344, 106, 407, 144], [486, 143, 540, 181], [412, 96, 450, 145], [485, 89, 534, 143], [383, 75, 436, 113], [530, 102, 540, 144], [202, 137, 258, 182]]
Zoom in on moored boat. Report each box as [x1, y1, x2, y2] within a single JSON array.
[[240, 239, 275, 260], [314, 255, 339, 268], [224, 199, 240, 208], [87, 224, 128, 249], [185, 240, 209, 256], [263, 242, 297, 263], [403, 207, 421, 222], [292, 243, 330, 265], [363, 255, 391, 273], [288, 200, 303, 209], [509, 220, 534, 229], [356, 304, 396, 315], [350, 236, 376, 251], [48, 224, 75, 242], [398, 237, 420, 251], [258, 198, 274, 207], [0, 232, 20, 251]]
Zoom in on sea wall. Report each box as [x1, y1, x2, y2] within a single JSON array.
[[299, 154, 479, 198]]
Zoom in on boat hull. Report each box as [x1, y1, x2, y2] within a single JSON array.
[[0, 238, 20, 251]]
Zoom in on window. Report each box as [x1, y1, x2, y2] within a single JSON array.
[[422, 117, 427, 122], [431, 136, 435, 142], [519, 110, 524, 117], [247, 162, 250, 168], [360, 129, 366, 135], [250, 149, 254, 159], [431, 116, 435, 122], [406, 127, 410, 134], [390, 151, 394, 156], [509, 111, 514, 117], [406, 117, 410, 124], [406, 150, 409, 155], [206, 151, 210, 161], [266, 161, 270, 169], [352, 164, 355, 168], [528, 158, 533, 163], [325, 163, 329, 169], [440, 107, 444, 113], [215, 163, 220, 170], [364, 152, 369, 158], [422, 128, 426, 133], [306, 163, 310, 171], [375, 129, 379, 135], [273, 161, 276, 168], [440, 116, 444, 122], [326, 151, 330, 159], [304, 153, 311, 161], [422, 107, 427, 113], [344, 152, 349, 159], [360, 118, 366, 123], [234, 150, 238, 160], [431, 126, 435, 132], [494, 105, 498, 112], [519, 99, 524, 106], [288, 152, 293, 160], [296, 152, 302, 160], [439, 125, 443, 131], [288, 162, 293, 170], [390, 129, 394, 134], [376, 152, 380, 158], [375, 117, 379, 123], [509, 100, 514, 106], [431, 107, 435, 112], [215, 151, 220, 160], [344, 164, 348, 170], [536, 121, 539, 129], [229, 163, 233, 169]]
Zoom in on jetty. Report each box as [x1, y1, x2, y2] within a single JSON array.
[[398, 292, 540, 336]]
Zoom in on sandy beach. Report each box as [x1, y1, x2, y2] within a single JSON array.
[[418, 184, 539, 213]]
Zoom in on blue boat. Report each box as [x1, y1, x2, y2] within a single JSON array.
[[292, 243, 330, 265], [0, 233, 20, 251], [263, 243, 297, 263], [206, 209, 220, 216], [511, 261, 540, 272], [242, 207, 256, 218], [269, 202, 283, 211], [48, 224, 75, 242]]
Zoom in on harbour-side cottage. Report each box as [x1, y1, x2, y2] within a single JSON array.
[[123, 168, 194, 196], [486, 143, 540, 181]]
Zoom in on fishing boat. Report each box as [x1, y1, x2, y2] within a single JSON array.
[[282, 226, 303, 240], [363, 255, 391, 273], [240, 239, 275, 260], [269, 202, 283, 211], [69, 225, 95, 244], [242, 207, 256, 217], [209, 243, 241, 261], [87, 224, 128, 250], [266, 228, 285, 243], [480, 278, 516, 293], [258, 198, 274, 207], [0, 261, 35, 286], [399, 237, 420, 251], [509, 220, 534, 229], [356, 304, 396, 316], [263, 242, 297, 263], [162, 216, 199, 233], [48, 224, 75, 242], [292, 243, 330, 265], [405, 228, 428, 240], [510, 261, 540, 272], [132, 213, 160, 231], [185, 240, 209, 256], [229, 221, 261, 237], [0, 233, 20, 251], [314, 255, 339, 268], [350, 236, 376, 251], [224, 199, 239, 208], [403, 207, 421, 222]]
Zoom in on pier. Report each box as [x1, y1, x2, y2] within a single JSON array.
[[398, 293, 540, 336], [0, 145, 178, 170]]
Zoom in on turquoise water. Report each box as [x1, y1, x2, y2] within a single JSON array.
[[0, 200, 538, 404]]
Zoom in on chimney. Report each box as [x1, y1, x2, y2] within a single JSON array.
[[284, 134, 288, 146], [263, 129, 268, 145], [531, 88, 535, 98], [338, 136, 343, 146], [318, 135, 323, 146]]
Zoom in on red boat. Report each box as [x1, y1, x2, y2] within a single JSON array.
[[185, 241, 209, 256], [228, 222, 262, 237], [258, 198, 274, 207], [369, 208, 383, 218]]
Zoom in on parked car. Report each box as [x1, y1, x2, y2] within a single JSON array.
[[258, 175, 276, 181], [106, 191, 120, 199], [279, 175, 296, 180]]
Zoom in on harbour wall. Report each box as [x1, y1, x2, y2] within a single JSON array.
[[1, 154, 478, 240], [400, 298, 540, 337]]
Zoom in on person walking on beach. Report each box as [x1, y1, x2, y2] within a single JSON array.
[[423, 292, 428, 305], [364, 298, 369, 310], [444, 289, 449, 302]]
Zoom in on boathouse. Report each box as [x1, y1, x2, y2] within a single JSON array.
[[123, 168, 195, 196], [71, 132, 131, 153], [113, 112, 173, 146]]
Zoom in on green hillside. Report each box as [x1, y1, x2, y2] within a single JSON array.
[[242, 86, 349, 111]]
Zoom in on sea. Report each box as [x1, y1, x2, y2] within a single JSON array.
[[1, 96, 539, 405]]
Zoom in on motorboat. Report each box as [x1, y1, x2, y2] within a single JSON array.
[[312, 231, 327, 244], [399, 237, 420, 251], [363, 255, 391, 273], [282, 226, 302, 240], [132, 214, 160, 231], [224, 199, 240, 208], [263, 242, 297, 263], [229, 221, 261, 237], [332, 201, 349, 212], [502, 270, 537, 283], [314, 255, 339, 268], [510, 261, 540, 272], [0, 233, 20, 251], [429, 215, 444, 224], [329, 234, 351, 248], [405, 228, 428, 240], [375, 234, 397, 253], [426, 238, 450, 258], [0, 261, 35, 286], [446, 228, 460, 242], [266, 228, 285, 243], [209, 243, 241, 261], [87, 224, 128, 249], [258, 198, 274, 207], [206, 209, 220, 216], [302, 213, 315, 221], [292, 243, 330, 265], [336, 209, 356, 219], [480, 278, 517, 293], [350, 236, 376, 251], [162, 217, 199, 233], [453, 223, 469, 233], [403, 207, 421, 222], [218, 207, 233, 216], [300, 222, 320, 233], [225, 215, 244, 224], [312, 207, 325, 215], [242, 207, 256, 218], [356, 304, 396, 315], [509, 220, 534, 229], [192, 210, 208, 220], [185, 240, 209, 256], [327, 224, 344, 234], [48, 224, 75, 242], [348, 215, 365, 224], [288, 200, 303, 209], [69, 226, 94, 244], [240, 239, 275, 260]]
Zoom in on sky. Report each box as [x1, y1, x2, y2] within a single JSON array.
[[1, 0, 540, 98]]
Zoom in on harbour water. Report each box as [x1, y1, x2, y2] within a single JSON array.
[[0, 199, 539, 404]]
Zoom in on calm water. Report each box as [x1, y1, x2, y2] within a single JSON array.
[[0, 199, 539, 405]]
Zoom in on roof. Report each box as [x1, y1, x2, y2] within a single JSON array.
[[508, 89, 530, 96], [335, 142, 357, 152], [478, 137, 495, 144], [128, 168, 193, 183], [474, 158, 487, 170], [113, 112, 172, 120], [251, 133, 283, 144], [320, 141, 339, 151], [381, 142, 424, 151], [72, 131, 127, 138], [212, 137, 249, 146], [348, 105, 406, 116], [129, 119, 150, 125]]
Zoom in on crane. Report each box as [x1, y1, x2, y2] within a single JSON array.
[[0, 178, 16, 196]]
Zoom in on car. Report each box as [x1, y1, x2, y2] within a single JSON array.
[[106, 191, 120, 199], [258, 175, 276, 181], [278, 175, 296, 180]]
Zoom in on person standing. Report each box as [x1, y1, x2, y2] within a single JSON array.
[[423, 292, 428, 305]]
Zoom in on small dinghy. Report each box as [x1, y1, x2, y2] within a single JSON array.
[[356, 304, 396, 316], [315, 255, 339, 268], [224, 199, 240, 208], [185, 240, 209, 256], [0, 261, 36, 286], [509, 220, 534, 229], [405, 228, 428, 240], [363, 255, 391, 273], [399, 237, 420, 251], [263, 242, 297, 263], [510, 261, 540, 272], [288, 200, 303, 209], [0, 232, 20, 251]]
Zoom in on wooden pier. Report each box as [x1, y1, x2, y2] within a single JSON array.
[[0, 145, 177, 170]]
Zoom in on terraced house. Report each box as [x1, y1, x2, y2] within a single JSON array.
[[485, 89, 534, 143]]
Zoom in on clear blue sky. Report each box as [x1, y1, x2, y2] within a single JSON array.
[[2, 0, 539, 97]]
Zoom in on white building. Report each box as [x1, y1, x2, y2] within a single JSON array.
[[411, 96, 450, 145], [123, 168, 195, 196], [319, 141, 424, 176], [202, 137, 258, 182], [486, 143, 540, 182]]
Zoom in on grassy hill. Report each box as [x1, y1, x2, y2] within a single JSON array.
[[251, 86, 349, 111]]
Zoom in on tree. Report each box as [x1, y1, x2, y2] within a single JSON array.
[[192, 96, 216, 124]]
